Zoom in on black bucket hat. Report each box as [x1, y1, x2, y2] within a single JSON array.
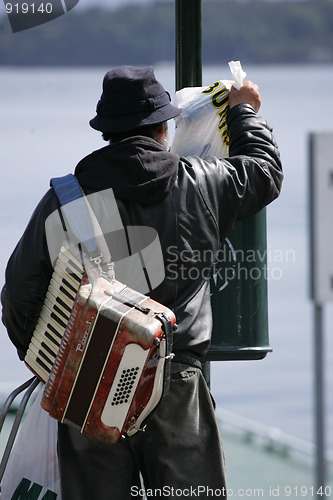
[[89, 66, 180, 133]]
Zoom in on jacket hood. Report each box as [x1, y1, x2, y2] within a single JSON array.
[[75, 136, 180, 205]]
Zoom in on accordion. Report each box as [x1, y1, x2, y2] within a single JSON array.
[[25, 247, 175, 445]]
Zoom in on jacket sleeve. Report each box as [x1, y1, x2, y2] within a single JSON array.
[[1, 189, 58, 360], [194, 103, 283, 238]]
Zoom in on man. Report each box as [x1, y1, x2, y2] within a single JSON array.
[[1, 66, 282, 499]]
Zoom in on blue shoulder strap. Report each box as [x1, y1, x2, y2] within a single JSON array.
[[50, 173, 100, 257], [51, 173, 83, 206]]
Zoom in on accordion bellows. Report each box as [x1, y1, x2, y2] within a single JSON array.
[[25, 247, 175, 444]]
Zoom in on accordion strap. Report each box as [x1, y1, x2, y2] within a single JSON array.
[[51, 173, 84, 206], [50, 173, 113, 274]]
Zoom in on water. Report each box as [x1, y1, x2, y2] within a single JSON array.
[[0, 64, 332, 457]]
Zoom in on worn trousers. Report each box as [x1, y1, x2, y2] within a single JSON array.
[[57, 365, 227, 499]]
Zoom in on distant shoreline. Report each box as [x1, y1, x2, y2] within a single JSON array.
[[1, 1, 333, 66]]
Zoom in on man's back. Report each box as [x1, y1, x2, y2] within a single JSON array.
[[1, 66, 282, 500]]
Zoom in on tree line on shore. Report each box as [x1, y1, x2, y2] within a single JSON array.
[[0, 0, 332, 66]]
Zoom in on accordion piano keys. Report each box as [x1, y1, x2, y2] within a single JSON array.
[[24, 247, 84, 382]]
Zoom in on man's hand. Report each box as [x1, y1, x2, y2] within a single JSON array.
[[229, 80, 261, 113]]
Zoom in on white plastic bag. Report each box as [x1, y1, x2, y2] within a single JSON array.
[[1, 384, 61, 499], [171, 61, 246, 159]]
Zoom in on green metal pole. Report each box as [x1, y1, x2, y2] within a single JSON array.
[[175, 0, 202, 90], [175, 0, 209, 382]]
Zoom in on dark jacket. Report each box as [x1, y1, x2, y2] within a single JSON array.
[[1, 104, 283, 361]]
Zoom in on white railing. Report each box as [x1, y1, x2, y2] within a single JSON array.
[[217, 408, 333, 470]]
